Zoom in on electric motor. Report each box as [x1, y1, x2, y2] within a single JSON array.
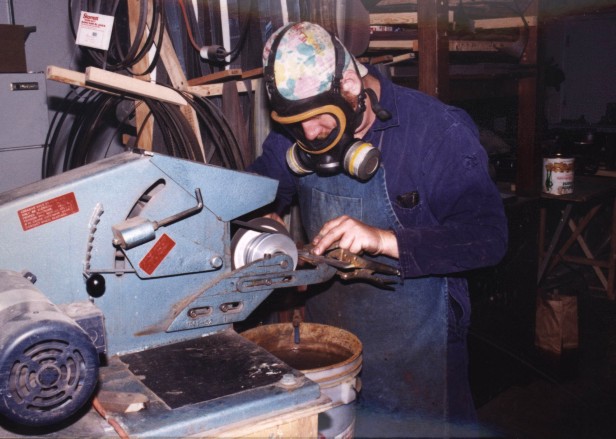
[[0, 270, 99, 426]]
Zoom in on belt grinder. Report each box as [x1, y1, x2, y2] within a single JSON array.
[[0, 150, 339, 436]]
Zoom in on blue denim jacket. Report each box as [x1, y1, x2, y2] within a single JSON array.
[[249, 65, 508, 284]]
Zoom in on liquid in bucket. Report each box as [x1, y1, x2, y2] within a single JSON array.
[[241, 323, 362, 439]]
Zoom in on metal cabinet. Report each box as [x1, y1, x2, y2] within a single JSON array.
[[0, 72, 49, 193]]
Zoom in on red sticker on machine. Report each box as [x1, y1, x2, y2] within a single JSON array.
[[139, 233, 176, 275], [18, 192, 79, 231]]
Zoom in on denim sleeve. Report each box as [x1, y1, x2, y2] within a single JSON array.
[[395, 121, 508, 278], [247, 129, 297, 215]]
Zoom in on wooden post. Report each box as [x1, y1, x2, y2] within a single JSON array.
[[417, 0, 449, 102], [127, 0, 155, 151], [158, 26, 205, 159], [127, 0, 205, 159], [515, 0, 541, 197]]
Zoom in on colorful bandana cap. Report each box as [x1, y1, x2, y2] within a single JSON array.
[[262, 22, 368, 101]]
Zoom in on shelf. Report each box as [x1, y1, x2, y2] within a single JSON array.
[[389, 62, 536, 80], [364, 0, 541, 196]]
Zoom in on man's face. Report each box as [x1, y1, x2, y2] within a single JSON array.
[[300, 113, 338, 141], [298, 91, 358, 142]]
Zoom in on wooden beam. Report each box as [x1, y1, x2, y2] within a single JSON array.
[[188, 79, 261, 97], [84, 66, 187, 106], [369, 38, 511, 52], [128, 0, 155, 151], [370, 11, 453, 25], [385, 53, 416, 65], [159, 26, 190, 91], [417, 0, 450, 102], [369, 39, 417, 51], [471, 16, 537, 31], [515, 0, 540, 197], [46, 65, 120, 96], [187, 69, 243, 86], [241, 67, 263, 79], [156, 24, 205, 158], [369, 54, 394, 64]]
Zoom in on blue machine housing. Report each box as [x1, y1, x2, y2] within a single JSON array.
[[0, 150, 336, 434], [0, 150, 291, 354]]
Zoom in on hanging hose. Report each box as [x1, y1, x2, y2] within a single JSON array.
[[50, 0, 252, 174], [68, 0, 165, 74], [44, 87, 249, 174], [178, 0, 255, 65]]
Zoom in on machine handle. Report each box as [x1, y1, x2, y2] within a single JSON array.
[[154, 188, 203, 229], [112, 189, 203, 250]]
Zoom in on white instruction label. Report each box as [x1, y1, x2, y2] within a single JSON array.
[[76, 11, 114, 50]]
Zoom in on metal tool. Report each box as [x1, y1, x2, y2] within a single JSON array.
[[298, 245, 401, 289]]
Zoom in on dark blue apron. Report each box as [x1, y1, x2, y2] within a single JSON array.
[[299, 167, 451, 421]]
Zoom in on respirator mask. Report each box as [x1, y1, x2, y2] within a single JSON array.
[[264, 26, 384, 181]]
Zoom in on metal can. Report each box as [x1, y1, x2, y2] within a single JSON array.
[[543, 155, 575, 195]]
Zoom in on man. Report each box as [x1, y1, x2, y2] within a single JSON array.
[[249, 22, 508, 424]]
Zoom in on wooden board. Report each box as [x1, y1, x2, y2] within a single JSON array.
[[85, 67, 187, 106], [369, 11, 453, 25], [194, 395, 333, 438]]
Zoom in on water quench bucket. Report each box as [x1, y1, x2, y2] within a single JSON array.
[[543, 154, 575, 195], [241, 323, 362, 439]]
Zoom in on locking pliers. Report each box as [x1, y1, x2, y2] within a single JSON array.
[[297, 245, 401, 289]]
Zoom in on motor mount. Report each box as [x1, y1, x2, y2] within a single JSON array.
[[0, 270, 99, 427]]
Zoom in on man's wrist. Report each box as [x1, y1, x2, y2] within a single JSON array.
[[379, 229, 399, 259]]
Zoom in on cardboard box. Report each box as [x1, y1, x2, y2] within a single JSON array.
[[0, 25, 27, 73]]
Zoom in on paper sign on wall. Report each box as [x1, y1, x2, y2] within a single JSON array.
[[76, 11, 114, 50]]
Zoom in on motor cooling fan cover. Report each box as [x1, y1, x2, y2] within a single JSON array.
[[0, 319, 99, 427], [0, 269, 100, 427]]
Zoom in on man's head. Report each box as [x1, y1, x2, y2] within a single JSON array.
[[262, 22, 380, 181], [262, 22, 367, 102]]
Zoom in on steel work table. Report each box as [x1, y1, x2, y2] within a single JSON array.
[[538, 175, 616, 300]]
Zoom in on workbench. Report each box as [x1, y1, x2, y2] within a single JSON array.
[[538, 175, 616, 300]]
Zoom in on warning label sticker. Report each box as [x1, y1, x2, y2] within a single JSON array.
[[76, 11, 115, 50], [139, 233, 176, 275], [18, 192, 79, 231]]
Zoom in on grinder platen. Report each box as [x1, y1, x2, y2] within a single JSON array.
[[0, 150, 338, 436]]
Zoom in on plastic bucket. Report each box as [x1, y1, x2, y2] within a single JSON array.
[[241, 323, 362, 439]]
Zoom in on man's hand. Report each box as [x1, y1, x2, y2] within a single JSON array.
[[311, 215, 399, 259]]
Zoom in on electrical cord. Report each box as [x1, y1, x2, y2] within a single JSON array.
[[178, 0, 255, 65], [43, 86, 94, 177], [182, 91, 246, 169], [44, 86, 250, 174], [68, 0, 164, 74], [178, 0, 202, 52], [126, 0, 165, 76]]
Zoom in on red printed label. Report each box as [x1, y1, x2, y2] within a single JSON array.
[[139, 233, 176, 275], [18, 192, 79, 231]]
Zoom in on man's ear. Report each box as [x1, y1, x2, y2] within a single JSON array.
[[341, 69, 362, 96]]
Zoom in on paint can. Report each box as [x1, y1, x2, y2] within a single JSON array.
[[543, 155, 575, 195], [241, 323, 362, 439]]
